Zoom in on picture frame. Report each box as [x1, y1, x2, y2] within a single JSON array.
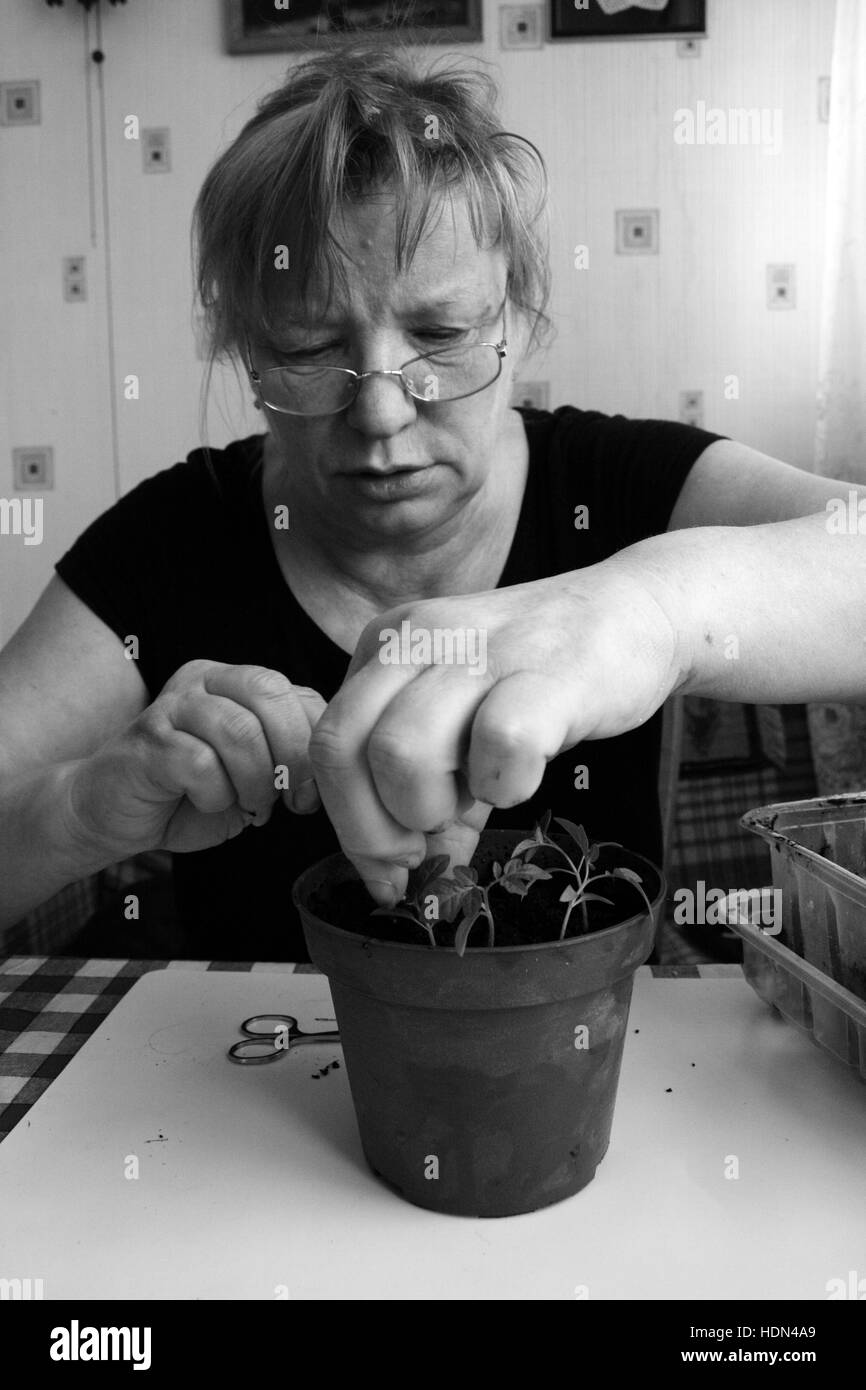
[[550, 0, 706, 43], [224, 0, 483, 53]]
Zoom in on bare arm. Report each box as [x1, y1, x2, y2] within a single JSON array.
[[0, 575, 150, 929], [667, 438, 860, 531], [0, 760, 124, 930], [661, 437, 866, 700], [616, 509, 866, 705], [0, 576, 326, 932]]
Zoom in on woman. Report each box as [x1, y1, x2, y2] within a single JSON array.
[[0, 43, 863, 960]]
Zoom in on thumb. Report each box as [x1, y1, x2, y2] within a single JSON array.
[[285, 686, 329, 813], [294, 686, 328, 726], [424, 796, 493, 876], [357, 797, 491, 913]]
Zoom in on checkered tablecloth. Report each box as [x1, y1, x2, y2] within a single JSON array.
[[0, 955, 744, 1145], [0, 957, 311, 1143]]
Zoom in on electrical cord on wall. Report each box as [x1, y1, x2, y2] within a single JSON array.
[[48, 0, 127, 503], [87, 2, 123, 505]]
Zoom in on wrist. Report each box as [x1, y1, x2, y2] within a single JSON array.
[[53, 758, 123, 877], [590, 539, 696, 699]]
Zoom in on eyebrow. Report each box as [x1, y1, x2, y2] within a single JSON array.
[[279, 297, 498, 327], [415, 297, 493, 313]]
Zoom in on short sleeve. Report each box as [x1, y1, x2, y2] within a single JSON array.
[[581, 413, 728, 550]]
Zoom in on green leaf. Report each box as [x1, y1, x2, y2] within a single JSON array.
[[609, 866, 655, 924], [412, 854, 450, 893], [578, 892, 615, 908], [559, 885, 579, 904], [492, 861, 502, 879], [501, 864, 552, 897], [508, 840, 538, 861], [370, 906, 421, 922], [370, 905, 438, 947], [462, 886, 484, 917], [424, 876, 454, 895], [514, 864, 552, 883], [424, 876, 464, 924], [537, 809, 553, 839], [501, 876, 531, 898], [553, 817, 590, 857], [454, 901, 483, 957], [452, 865, 478, 888]]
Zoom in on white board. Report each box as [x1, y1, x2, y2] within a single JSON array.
[[0, 969, 864, 1300]]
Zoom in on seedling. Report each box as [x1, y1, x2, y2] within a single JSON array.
[[373, 810, 655, 955], [511, 811, 655, 940]]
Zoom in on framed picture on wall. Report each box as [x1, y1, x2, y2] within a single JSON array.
[[224, 0, 482, 52], [550, 0, 706, 43]]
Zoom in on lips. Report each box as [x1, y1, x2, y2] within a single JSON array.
[[345, 465, 426, 476], [341, 464, 440, 500]]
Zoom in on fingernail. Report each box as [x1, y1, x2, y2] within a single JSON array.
[[394, 852, 424, 870], [292, 779, 320, 814], [367, 879, 398, 908]]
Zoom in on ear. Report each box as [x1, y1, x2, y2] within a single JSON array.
[[504, 308, 535, 387]]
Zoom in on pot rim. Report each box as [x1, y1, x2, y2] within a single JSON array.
[[292, 843, 666, 957]]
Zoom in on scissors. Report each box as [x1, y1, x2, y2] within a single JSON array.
[[227, 1014, 341, 1065]]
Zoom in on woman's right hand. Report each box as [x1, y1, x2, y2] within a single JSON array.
[[67, 660, 327, 858]]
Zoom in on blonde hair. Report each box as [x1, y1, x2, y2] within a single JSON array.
[[191, 37, 552, 431]]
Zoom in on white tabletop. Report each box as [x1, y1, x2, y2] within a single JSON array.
[[0, 967, 863, 1300]]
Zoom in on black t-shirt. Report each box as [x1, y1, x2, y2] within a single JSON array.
[[55, 406, 725, 961]]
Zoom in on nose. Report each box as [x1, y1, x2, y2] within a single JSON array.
[[343, 369, 419, 437]]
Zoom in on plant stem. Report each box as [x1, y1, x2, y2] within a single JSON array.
[[535, 839, 593, 941], [538, 839, 584, 883], [481, 888, 495, 947], [559, 896, 579, 941]]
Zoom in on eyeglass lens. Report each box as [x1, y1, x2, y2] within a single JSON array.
[[258, 342, 502, 414]]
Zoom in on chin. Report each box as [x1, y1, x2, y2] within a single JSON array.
[[354, 496, 448, 534]]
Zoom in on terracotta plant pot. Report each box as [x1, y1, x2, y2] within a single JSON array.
[[292, 831, 665, 1218]]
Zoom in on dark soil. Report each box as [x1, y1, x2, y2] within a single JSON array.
[[308, 844, 655, 950]]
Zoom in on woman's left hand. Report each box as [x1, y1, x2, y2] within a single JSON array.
[[308, 566, 683, 906]]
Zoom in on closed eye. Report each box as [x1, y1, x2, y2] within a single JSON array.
[[276, 329, 468, 363], [278, 344, 337, 362], [416, 329, 467, 342]]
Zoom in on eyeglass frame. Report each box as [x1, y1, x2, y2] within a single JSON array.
[[244, 302, 509, 416]]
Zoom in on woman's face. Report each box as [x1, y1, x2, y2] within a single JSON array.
[[251, 191, 530, 542]]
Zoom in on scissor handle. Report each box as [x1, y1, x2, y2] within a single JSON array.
[[240, 1015, 340, 1046], [228, 1037, 284, 1064], [229, 1015, 341, 1066], [241, 1014, 299, 1037]]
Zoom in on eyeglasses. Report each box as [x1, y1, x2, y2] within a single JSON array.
[[245, 309, 508, 417]]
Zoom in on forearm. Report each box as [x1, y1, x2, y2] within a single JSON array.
[[607, 511, 866, 704], [0, 760, 116, 931]]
